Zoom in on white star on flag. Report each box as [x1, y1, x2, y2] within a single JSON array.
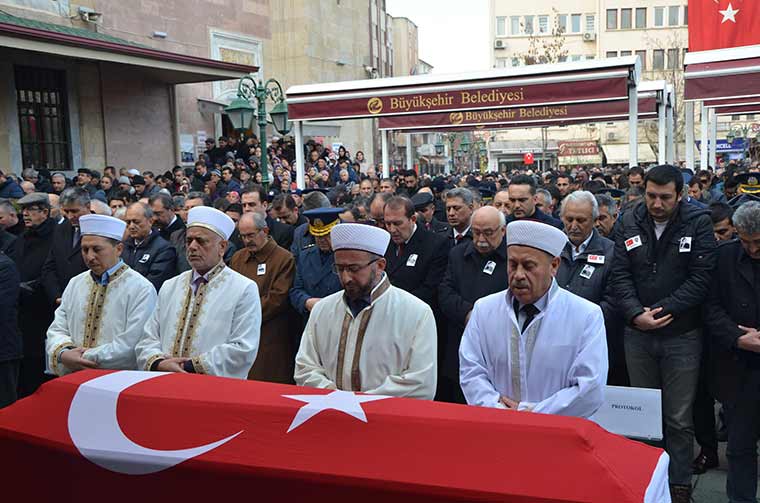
[[719, 2, 740, 23], [283, 390, 391, 433]]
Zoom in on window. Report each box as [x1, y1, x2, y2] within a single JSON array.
[[684, 5, 688, 25], [585, 14, 595, 33], [558, 55, 568, 62], [606, 51, 618, 58], [495, 58, 507, 68], [571, 14, 581, 33], [524, 15, 534, 34], [636, 50, 647, 69], [496, 16, 506, 36], [621, 8, 632, 29], [668, 6, 679, 26], [667, 48, 679, 69], [621, 50, 632, 56], [748, 114, 756, 120], [15, 66, 70, 172], [606, 9, 617, 30], [635, 8, 647, 28], [539, 15, 549, 34], [654, 6, 664, 26], [653, 49, 665, 69], [511, 57, 520, 67], [732, 115, 742, 121], [510, 16, 520, 35], [558, 14, 568, 33]]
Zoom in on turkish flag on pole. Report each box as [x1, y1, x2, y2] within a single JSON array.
[[524, 152, 534, 165], [689, 0, 760, 51]]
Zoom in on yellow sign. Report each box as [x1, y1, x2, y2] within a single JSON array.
[[449, 112, 463, 125], [367, 97, 383, 114]]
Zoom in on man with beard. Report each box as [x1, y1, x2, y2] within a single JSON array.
[[295, 223, 437, 399]]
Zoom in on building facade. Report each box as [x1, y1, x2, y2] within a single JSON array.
[[0, 0, 268, 176], [486, 0, 739, 171]]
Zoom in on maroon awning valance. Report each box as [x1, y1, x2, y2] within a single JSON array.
[[378, 96, 658, 132], [685, 45, 760, 102], [286, 57, 640, 121]]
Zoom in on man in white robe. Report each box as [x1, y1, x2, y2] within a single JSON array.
[[459, 220, 608, 418], [135, 206, 261, 379], [46, 214, 157, 375], [295, 223, 437, 399]]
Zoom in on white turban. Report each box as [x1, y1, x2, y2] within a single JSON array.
[[79, 214, 126, 241], [330, 223, 390, 256], [187, 206, 235, 240], [507, 220, 567, 257]]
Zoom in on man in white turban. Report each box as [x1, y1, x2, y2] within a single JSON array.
[[136, 206, 261, 379], [459, 220, 608, 418], [46, 214, 157, 375], [294, 223, 437, 399]]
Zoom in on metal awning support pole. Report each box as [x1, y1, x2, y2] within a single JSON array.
[[708, 108, 718, 168], [658, 93, 667, 164], [628, 83, 639, 167], [406, 133, 413, 171], [685, 101, 695, 170], [382, 130, 390, 179], [295, 120, 305, 189], [666, 85, 675, 164], [700, 102, 709, 169]]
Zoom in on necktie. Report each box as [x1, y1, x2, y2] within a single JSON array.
[[521, 304, 539, 333], [192, 275, 208, 295], [396, 243, 404, 257], [455, 234, 463, 244], [72, 227, 80, 248]]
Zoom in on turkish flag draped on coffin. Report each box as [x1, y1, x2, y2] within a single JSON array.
[[689, 0, 760, 51], [0, 370, 669, 502]]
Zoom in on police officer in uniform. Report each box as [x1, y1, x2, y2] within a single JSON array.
[[411, 191, 450, 234]]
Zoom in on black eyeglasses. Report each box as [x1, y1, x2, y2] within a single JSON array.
[[332, 258, 379, 275]]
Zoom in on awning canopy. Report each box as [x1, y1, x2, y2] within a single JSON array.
[[287, 57, 640, 121], [685, 45, 760, 104], [378, 80, 666, 133], [0, 12, 257, 84], [603, 143, 656, 164]]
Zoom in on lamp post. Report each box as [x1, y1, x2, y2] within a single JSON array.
[[224, 75, 291, 191], [726, 124, 760, 164]]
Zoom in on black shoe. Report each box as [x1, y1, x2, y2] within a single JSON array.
[[692, 449, 719, 474]]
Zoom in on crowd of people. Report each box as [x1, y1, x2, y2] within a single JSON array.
[[1, 136, 760, 502]]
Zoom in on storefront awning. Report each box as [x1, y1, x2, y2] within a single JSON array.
[[287, 57, 640, 121], [685, 45, 760, 103], [0, 12, 257, 84], [603, 144, 656, 165]]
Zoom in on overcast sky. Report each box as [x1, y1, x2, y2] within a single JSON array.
[[386, 0, 490, 75]]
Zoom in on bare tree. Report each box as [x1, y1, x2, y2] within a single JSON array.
[[643, 31, 687, 161], [513, 9, 569, 65]]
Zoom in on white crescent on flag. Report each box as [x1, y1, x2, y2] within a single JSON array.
[[67, 371, 242, 475]]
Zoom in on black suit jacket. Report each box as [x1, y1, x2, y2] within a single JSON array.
[[41, 219, 86, 305], [445, 227, 473, 250], [267, 214, 294, 251], [704, 240, 760, 403], [384, 226, 449, 307], [159, 215, 185, 241]]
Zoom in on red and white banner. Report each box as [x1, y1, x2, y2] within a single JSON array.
[[0, 371, 669, 502], [689, 0, 760, 51]]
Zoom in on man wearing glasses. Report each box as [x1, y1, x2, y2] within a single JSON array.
[[295, 223, 437, 399]]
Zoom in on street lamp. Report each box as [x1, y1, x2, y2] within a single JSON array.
[[224, 75, 291, 191], [435, 140, 445, 156]]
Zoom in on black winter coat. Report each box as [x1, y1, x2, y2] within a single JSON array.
[[506, 207, 563, 229], [121, 230, 177, 291], [610, 200, 716, 337], [438, 238, 507, 382], [385, 227, 449, 307], [0, 253, 21, 362], [13, 218, 56, 358], [41, 219, 87, 305], [703, 240, 760, 403]]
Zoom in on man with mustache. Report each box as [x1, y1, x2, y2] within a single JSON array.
[[459, 220, 608, 418], [46, 215, 156, 376], [295, 223, 436, 399]]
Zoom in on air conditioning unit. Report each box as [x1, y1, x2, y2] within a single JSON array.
[[583, 32, 596, 42], [494, 39, 506, 49], [606, 132, 616, 141]]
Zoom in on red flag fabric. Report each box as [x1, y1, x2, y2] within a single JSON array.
[[0, 371, 669, 502], [689, 0, 760, 51], [524, 152, 535, 165]]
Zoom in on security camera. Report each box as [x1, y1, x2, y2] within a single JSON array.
[[79, 7, 102, 23]]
